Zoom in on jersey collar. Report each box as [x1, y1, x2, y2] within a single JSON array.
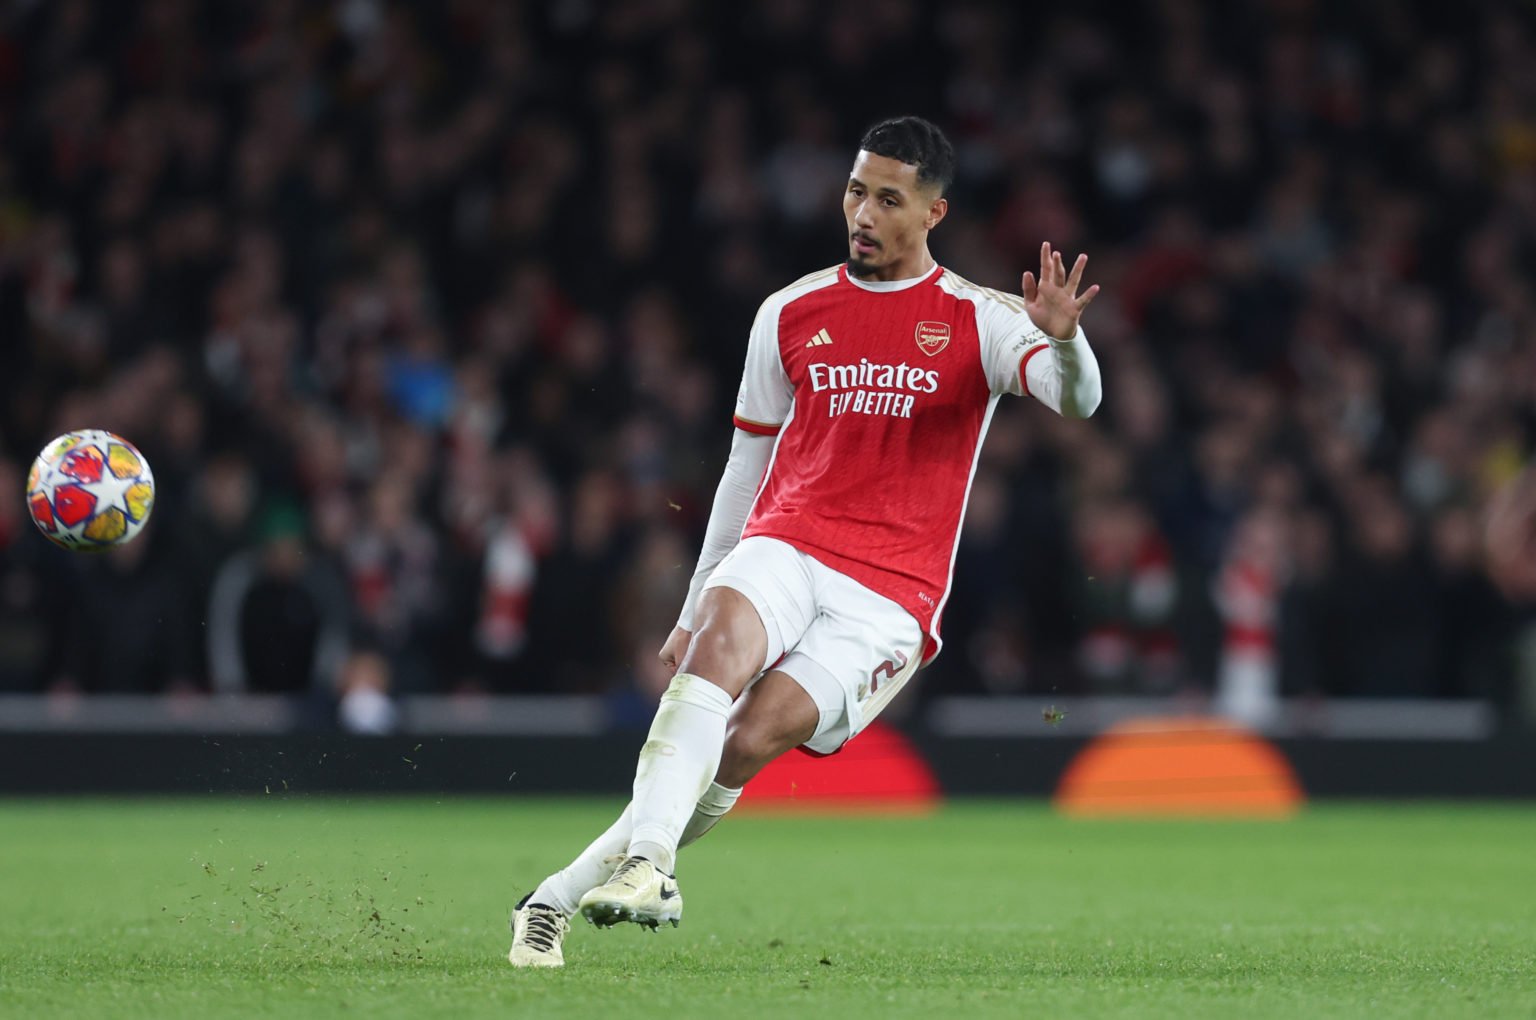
[[841, 263, 942, 292]]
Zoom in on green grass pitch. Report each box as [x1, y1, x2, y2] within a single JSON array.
[[0, 798, 1532, 1019]]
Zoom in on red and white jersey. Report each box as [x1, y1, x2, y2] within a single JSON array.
[[732, 263, 1063, 659]]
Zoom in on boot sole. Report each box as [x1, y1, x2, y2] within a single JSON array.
[[580, 899, 681, 930]]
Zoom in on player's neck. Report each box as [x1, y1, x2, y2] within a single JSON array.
[[850, 248, 936, 283]]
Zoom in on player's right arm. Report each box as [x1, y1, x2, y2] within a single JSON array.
[[660, 429, 774, 668], [662, 296, 792, 669]]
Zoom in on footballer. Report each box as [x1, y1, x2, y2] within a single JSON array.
[[510, 116, 1102, 966]]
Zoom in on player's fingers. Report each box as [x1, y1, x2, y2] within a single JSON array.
[[1075, 283, 1101, 309], [1021, 271, 1038, 301], [1067, 253, 1088, 292], [1053, 250, 1067, 286], [1040, 241, 1051, 287]]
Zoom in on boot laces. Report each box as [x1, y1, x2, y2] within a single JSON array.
[[610, 856, 647, 883], [521, 906, 566, 952]]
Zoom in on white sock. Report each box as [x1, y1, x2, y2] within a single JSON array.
[[627, 673, 733, 875], [679, 780, 743, 847], [531, 803, 632, 916]]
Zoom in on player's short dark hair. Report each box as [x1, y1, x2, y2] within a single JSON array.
[[858, 117, 956, 196]]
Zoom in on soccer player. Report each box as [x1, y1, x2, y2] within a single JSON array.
[[510, 116, 1102, 967]]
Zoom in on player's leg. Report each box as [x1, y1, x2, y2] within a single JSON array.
[[576, 589, 763, 929], [786, 561, 924, 758], [678, 654, 855, 846], [519, 673, 812, 954], [517, 590, 766, 929], [675, 670, 819, 846], [512, 586, 772, 956], [680, 558, 922, 847], [624, 585, 766, 869], [698, 556, 923, 836], [531, 803, 633, 915], [580, 538, 816, 930], [509, 803, 632, 966], [716, 671, 823, 785]]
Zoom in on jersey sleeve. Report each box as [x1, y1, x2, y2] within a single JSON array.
[[975, 292, 1054, 397], [732, 298, 792, 435]]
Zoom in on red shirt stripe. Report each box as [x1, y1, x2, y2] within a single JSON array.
[[732, 414, 782, 436]]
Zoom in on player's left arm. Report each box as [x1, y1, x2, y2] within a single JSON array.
[[981, 241, 1102, 418], [1020, 322, 1101, 419], [1021, 241, 1101, 417]]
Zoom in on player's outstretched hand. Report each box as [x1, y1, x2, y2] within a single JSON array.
[[1021, 241, 1099, 341], [659, 625, 693, 673]]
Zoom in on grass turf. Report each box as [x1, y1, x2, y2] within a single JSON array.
[[0, 799, 1532, 1019]]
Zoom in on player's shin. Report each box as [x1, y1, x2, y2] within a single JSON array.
[[530, 803, 633, 916], [679, 781, 742, 848], [626, 673, 733, 874]]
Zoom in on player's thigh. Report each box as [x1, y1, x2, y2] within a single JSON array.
[[700, 537, 817, 675], [718, 670, 820, 787], [680, 586, 770, 696], [777, 574, 924, 755]]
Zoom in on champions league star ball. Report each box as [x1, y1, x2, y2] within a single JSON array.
[[25, 430, 156, 551]]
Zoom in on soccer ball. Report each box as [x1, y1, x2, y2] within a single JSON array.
[[26, 430, 156, 551]]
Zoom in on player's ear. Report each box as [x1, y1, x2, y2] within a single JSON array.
[[924, 196, 948, 231]]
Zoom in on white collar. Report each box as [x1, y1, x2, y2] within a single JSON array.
[[843, 263, 941, 292]]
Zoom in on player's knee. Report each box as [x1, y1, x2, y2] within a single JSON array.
[[694, 588, 766, 648], [681, 627, 745, 677], [680, 624, 764, 695]]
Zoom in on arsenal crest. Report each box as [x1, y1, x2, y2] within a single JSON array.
[[915, 320, 950, 357]]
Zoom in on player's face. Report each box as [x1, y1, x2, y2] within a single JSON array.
[[843, 151, 947, 280]]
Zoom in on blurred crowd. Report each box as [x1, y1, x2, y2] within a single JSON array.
[[1, 0, 1534, 727]]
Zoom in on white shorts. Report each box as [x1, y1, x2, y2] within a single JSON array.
[[703, 536, 924, 754]]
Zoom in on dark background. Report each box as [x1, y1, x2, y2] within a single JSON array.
[[0, 0, 1533, 731]]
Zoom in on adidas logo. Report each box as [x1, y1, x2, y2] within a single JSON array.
[[805, 328, 834, 348]]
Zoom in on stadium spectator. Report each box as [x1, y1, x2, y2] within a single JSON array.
[[336, 648, 399, 735], [50, 528, 196, 694], [0, 458, 67, 692], [346, 472, 443, 695], [205, 503, 350, 695]]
